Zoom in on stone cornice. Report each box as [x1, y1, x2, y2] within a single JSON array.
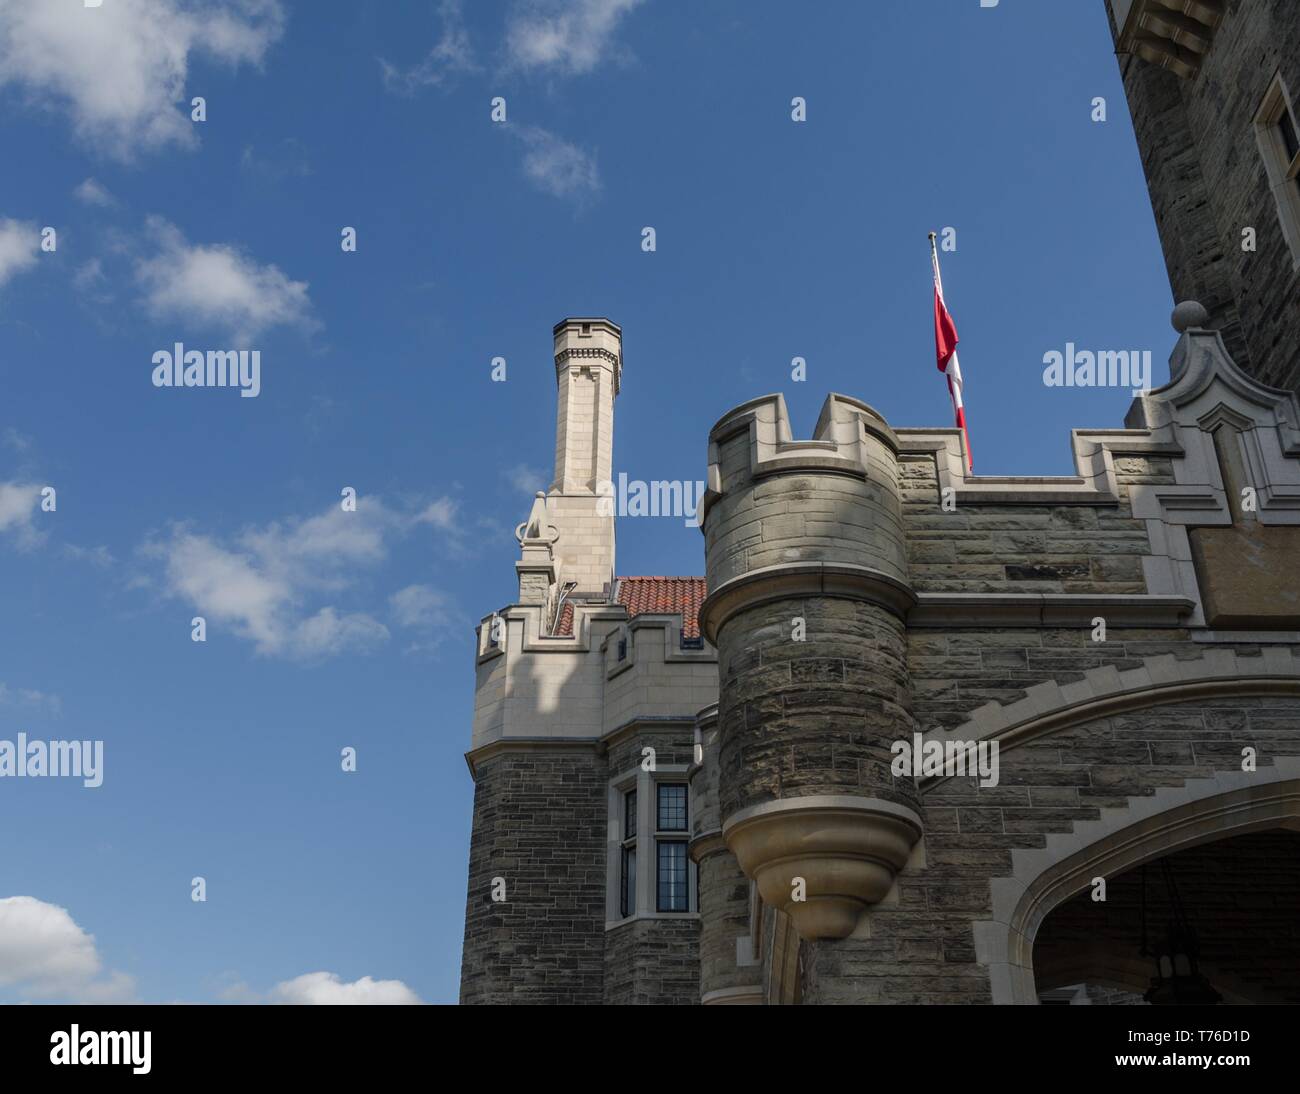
[[909, 592, 1195, 628], [1113, 0, 1226, 80], [555, 346, 622, 394], [464, 736, 600, 779], [599, 715, 699, 754], [699, 562, 917, 645], [688, 829, 727, 863]]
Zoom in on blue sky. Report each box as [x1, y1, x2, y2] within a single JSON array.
[[0, 0, 1174, 1004]]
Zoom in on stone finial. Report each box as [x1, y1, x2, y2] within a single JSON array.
[[1171, 300, 1209, 333], [515, 492, 558, 544]]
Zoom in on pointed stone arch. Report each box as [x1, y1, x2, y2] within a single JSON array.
[[923, 646, 1300, 771], [972, 757, 1300, 1003]]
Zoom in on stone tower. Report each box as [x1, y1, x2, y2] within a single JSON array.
[[698, 393, 924, 1000], [1107, 0, 1300, 393], [547, 317, 621, 597], [460, 318, 717, 1005]]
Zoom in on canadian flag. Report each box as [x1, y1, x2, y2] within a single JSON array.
[[930, 238, 972, 473]]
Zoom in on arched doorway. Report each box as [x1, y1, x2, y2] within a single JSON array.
[[975, 765, 1300, 1003], [1033, 829, 1300, 1004]]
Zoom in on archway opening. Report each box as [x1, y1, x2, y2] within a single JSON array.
[[1031, 829, 1300, 1004]]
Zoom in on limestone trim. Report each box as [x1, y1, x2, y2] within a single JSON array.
[[463, 736, 599, 779], [922, 647, 1300, 788], [893, 428, 1151, 506], [688, 828, 727, 864], [699, 562, 917, 645], [722, 795, 924, 942], [1112, 0, 1226, 80], [1124, 328, 1300, 624], [699, 392, 900, 526], [621, 613, 716, 663], [701, 985, 764, 1006], [599, 715, 698, 754], [909, 592, 1193, 629], [762, 906, 803, 1005], [510, 601, 625, 653], [972, 760, 1300, 1004]]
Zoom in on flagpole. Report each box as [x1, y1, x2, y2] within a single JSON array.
[[928, 231, 972, 474]]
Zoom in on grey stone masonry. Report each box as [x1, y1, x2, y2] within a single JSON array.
[[1109, 0, 1300, 395], [460, 749, 607, 1005], [701, 393, 920, 820]]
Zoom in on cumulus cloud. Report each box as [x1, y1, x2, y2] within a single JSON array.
[[412, 497, 458, 530], [141, 495, 461, 659], [270, 971, 423, 1005], [509, 125, 600, 200], [0, 0, 285, 159], [389, 583, 451, 628], [0, 480, 44, 549], [73, 177, 115, 207], [503, 463, 547, 495], [380, 0, 478, 94], [0, 218, 38, 289], [505, 0, 645, 75], [135, 217, 312, 344], [0, 896, 134, 1002]]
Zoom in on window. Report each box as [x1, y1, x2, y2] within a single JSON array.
[[657, 784, 688, 831], [657, 840, 689, 912], [620, 846, 636, 918], [654, 783, 689, 912], [620, 789, 637, 917], [609, 773, 696, 921], [1254, 73, 1300, 268]]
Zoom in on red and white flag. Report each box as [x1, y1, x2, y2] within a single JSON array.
[[930, 236, 972, 473]]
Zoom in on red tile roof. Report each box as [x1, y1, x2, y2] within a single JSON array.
[[548, 576, 707, 638], [616, 576, 707, 639]]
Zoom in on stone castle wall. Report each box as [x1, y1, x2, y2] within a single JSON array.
[[1112, 0, 1300, 393]]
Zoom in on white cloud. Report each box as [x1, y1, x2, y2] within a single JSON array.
[[503, 463, 547, 494], [0, 480, 43, 548], [413, 497, 458, 530], [2, 427, 31, 451], [0, 218, 38, 288], [270, 971, 423, 1005], [380, 0, 478, 94], [291, 606, 390, 658], [136, 217, 313, 344], [389, 584, 452, 628], [510, 125, 600, 200], [143, 506, 391, 659], [141, 496, 460, 659], [505, 0, 645, 75], [0, 0, 285, 159], [73, 177, 115, 207], [0, 682, 63, 717], [240, 138, 312, 182], [62, 543, 115, 569], [0, 896, 134, 1002]]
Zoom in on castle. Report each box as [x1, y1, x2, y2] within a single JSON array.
[[459, 1, 1300, 1004]]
